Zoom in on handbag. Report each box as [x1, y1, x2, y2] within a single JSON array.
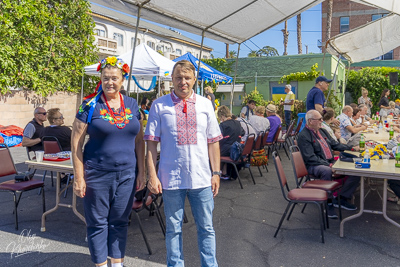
[[251, 149, 268, 166], [339, 152, 359, 162], [230, 141, 244, 161], [15, 171, 34, 182]]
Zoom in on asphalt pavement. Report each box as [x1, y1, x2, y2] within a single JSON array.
[[0, 146, 400, 267]]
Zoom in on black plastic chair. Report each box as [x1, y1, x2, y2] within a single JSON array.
[[0, 143, 46, 230], [272, 151, 328, 243], [220, 134, 256, 189]]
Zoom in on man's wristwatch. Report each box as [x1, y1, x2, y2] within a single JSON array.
[[212, 171, 222, 177]]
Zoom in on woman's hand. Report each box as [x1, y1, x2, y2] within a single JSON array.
[[73, 177, 86, 198], [148, 176, 162, 194]]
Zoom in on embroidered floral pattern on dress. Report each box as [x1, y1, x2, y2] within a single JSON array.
[[99, 107, 133, 128], [208, 135, 223, 143], [144, 135, 160, 142], [171, 92, 197, 145]]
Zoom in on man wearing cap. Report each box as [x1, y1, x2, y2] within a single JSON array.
[[22, 107, 47, 152], [306, 76, 332, 112], [298, 110, 360, 217], [265, 104, 281, 143], [282, 84, 295, 129]]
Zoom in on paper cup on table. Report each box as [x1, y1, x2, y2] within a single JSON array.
[[35, 151, 44, 162], [382, 154, 389, 163]]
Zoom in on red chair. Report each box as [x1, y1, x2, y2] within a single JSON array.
[[291, 118, 304, 140], [289, 145, 342, 220], [277, 121, 295, 159], [221, 134, 256, 189], [0, 143, 45, 230], [130, 186, 165, 255], [252, 131, 268, 175], [272, 151, 328, 243], [265, 126, 282, 158]]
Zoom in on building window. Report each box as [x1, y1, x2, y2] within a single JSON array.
[[94, 29, 105, 37], [156, 45, 165, 52], [147, 41, 155, 49], [339, 17, 349, 33], [372, 13, 388, 21], [176, 49, 182, 56], [131, 38, 140, 48], [203, 55, 208, 59], [113, 33, 124, 46], [165, 46, 171, 52]]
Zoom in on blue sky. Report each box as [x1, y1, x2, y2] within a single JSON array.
[[183, 4, 323, 58], [95, 2, 323, 58]]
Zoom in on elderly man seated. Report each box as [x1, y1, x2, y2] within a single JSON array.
[[357, 104, 374, 125], [297, 110, 361, 218], [337, 105, 366, 142]]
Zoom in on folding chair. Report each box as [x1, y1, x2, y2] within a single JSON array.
[[272, 151, 328, 243], [276, 121, 295, 159], [291, 118, 304, 140], [265, 126, 281, 158], [221, 134, 256, 189], [289, 145, 342, 220], [130, 186, 166, 255], [0, 143, 46, 230], [252, 131, 268, 175], [42, 136, 72, 197]]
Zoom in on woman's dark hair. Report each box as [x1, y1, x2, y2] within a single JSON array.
[[322, 107, 335, 121], [352, 107, 360, 117], [140, 97, 148, 106], [380, 89, 390, 99]]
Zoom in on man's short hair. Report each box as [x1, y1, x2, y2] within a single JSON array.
[[247, 100, 256, 105], [285, 84, 292, 90], [172, 60, 196, 76], [342, 105, 352, 113], [34, 107, 45, 115], [358, 104, 366, 109], [305, 110, 318, 122]]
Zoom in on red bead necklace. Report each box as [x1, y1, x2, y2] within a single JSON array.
[[103, 92, 126, 129]]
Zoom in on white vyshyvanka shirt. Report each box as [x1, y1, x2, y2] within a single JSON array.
[[144, 90, 222, 190]]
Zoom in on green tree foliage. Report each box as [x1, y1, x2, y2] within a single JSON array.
[[228, 50, 237, 58], [242, 90, 266, 106], [346, 67, 400, 114], [279, 63, 321, 84], [0, 0, 98, 96], [202, 58, 233, 75], [247, 46, 279, 57]]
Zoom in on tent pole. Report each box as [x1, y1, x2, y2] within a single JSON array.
[[196, 30, 206, 94], [127, 1, 150, 96], [80, 73, 84, 103], [326, 56, 341, 106], [230, 43, 241, 111], [158, 77, 161, 98], [201, 79, 204, 96]]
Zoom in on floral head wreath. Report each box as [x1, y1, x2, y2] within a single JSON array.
[[96, 56, 130, 79]]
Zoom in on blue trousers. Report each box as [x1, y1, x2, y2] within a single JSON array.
[[284, 110, 292, 129], [83, 166, 136, 264], [163, 187, 218, 267]]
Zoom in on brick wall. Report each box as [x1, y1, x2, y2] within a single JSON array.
[[0, 91, 81, 129]]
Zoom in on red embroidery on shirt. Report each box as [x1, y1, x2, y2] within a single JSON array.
[[171, 93, 197, 145]]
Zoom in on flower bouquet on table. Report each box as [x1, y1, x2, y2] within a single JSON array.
[[361, 144, 389, 160]]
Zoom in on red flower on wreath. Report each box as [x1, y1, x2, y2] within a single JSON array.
[[97, 63, 101, 72], [122, 64, 130, 74]]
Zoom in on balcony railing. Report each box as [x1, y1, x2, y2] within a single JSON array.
[[95, 36, 117, 55]]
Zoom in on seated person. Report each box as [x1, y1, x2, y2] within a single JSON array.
[[350, 107, 362, 126], [331, 125, 347, 144], [240, 99, 256, 120], [234, 115, 256, 142], [22, 107, 47, 152], [218, 106, 245, 180], [337, 105, 366, 142], [248, 106, 270, 135], [388, 101, 400, 116], [265, 104, 281, 143], [42, 108, 72, 151], [321, 107, 338, 141], [357, 104, 374, 125], [298, 110, 361, 218]]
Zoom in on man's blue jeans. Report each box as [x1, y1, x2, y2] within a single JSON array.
[[163, 187, 218, 267], [284, 110, 292, 129]]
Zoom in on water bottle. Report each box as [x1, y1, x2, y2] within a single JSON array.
[[363, 148, 370, 163], [396, 143, 400, 168], [359, 134, 365, 153], [390, 125, 394, 139], [379, 122, 383, 131]]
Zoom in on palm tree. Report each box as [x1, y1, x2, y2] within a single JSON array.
[[228, 50, 237, 58], [281, 21, 289, 55], [248, 50, 258, 57], [326, 0, 333, 47], [297, 14, 302, 54]]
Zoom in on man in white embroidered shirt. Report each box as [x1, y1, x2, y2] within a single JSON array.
[[144, 60, 222, 267]]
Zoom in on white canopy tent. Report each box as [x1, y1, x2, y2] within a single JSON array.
[[326, 0, 400, 63], [84, 43, 175, 79], [90, 0, 323, 108], [326, 13, 400, 63]]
